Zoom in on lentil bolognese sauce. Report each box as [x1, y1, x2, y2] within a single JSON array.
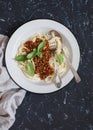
[[23, 38, 54, 80], [23, 38, 42, 53]]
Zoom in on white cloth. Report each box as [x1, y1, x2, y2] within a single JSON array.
[[0, 35, 26, 130]]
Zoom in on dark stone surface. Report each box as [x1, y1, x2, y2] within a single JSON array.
[[0, 0, 93, 130]]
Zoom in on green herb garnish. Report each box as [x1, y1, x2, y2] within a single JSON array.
[[37, 41, 45, 52], [57, 53, 64, 65], [26, 61, 34, 76], [27, 48, 37, 59], [15, 54, 27, 61], [36, 52, 42, 58], [36, 41, 45, 58]]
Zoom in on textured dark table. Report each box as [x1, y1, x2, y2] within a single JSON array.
[[0, 0, 93, 130]]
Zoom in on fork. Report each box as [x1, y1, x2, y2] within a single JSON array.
[[50, 30, 81, 83]]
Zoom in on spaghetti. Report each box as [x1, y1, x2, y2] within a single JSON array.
[[15, 33, 70, 83]]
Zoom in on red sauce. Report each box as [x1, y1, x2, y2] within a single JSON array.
[[23, 38, 42, 53], [23, 38, 54, 80]]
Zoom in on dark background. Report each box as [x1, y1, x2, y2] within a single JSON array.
[[0, 0, 93, 130]]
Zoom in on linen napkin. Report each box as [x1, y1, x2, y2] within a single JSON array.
[[0, 34, 26, 130]]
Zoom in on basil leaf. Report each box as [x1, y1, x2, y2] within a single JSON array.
[[27, 48, 37, 59], [36, 52, 42, 58], [57, 53, 64, 65], [33, 48, 36, 52], [37, 41, 45, 53], [15, 54, 27, 61], [27, 61, 34, 76]]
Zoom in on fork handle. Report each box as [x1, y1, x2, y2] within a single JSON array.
[[63, 51, 81, 83]]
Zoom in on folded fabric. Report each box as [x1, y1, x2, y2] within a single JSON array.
[[0, 35, 26, 130]]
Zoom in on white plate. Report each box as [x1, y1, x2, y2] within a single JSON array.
[[5, 19, 80, 94]]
